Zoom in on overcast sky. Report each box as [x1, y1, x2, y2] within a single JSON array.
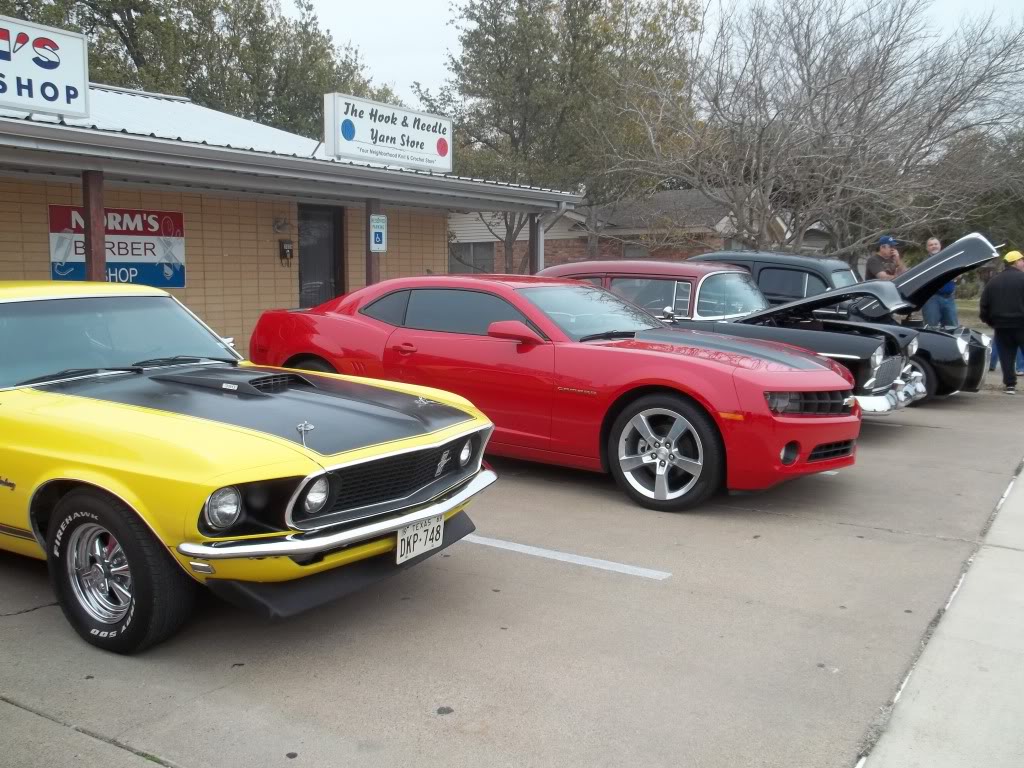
[[308, 0, 1022, 106]]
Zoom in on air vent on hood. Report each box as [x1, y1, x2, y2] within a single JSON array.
[[249, 373, 310, 393]]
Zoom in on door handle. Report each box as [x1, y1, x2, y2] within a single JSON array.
[[392, 342, 418, 355]]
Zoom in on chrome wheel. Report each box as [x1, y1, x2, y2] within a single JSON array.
[[66, 523, 133, 624], [617, 408, 704, 501]]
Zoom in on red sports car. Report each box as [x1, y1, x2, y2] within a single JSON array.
[[250, 276, 861, 511]]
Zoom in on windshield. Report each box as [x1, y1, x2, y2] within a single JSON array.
[[519, 285, 660, 341], [0, 296, 236, 388], [695, 272, 770, 318], [831, 269, 859, 288]]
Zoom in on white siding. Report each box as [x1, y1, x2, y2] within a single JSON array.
[[449, 212, 581, 243]]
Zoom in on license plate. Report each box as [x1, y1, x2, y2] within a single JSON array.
[[396, 514, 445, 564]]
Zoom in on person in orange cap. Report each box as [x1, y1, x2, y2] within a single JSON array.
[[981, 250, 1024, 393]]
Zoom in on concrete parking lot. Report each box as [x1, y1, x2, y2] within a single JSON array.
[[1, 391, 1021, 768]]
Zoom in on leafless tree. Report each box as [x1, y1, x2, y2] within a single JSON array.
[[598, 0, 1024, 256]]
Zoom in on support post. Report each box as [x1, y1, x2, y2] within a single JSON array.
[[365, 198, 381, 286], [527, 213, 541, 274], [82, 170, 105, 282]]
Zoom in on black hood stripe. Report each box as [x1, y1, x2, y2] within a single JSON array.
[[43, 365, 473, 456], [634, 328, 824, 370]]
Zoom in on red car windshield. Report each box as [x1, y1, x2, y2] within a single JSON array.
[[519, 284, 661, 341]]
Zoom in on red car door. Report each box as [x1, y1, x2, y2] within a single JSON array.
[[383, 287, 554, 449]]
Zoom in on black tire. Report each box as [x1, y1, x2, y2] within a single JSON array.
[[46, 489, 195, 654], [607, 393, 724, 512], [290, 356, 337, 373], [908, 355, 937, 406]]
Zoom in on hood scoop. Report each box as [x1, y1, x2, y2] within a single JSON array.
[[149, 369, 313, 396]]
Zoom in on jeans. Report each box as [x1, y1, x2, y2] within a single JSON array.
[[993, 328, 1024, 387], [922, 294, 958, 327], [990, 336, 1024, 374]]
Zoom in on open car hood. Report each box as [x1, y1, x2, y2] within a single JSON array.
[[737, 279, 911, 324], [861, 233, 999, 315]]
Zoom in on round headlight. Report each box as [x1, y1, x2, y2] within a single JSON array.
[[206, 486, 242, 530], [908, 337, 919, 357], [956, 336, 969, 362], [303, 476, 330, 515], [459, 440, 473, 467], [871, 344, 884, 370]]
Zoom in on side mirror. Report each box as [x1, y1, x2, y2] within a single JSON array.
[[487, 320, 544, 345], [221, 337, 236, 348], [661, 306, 676, 321]]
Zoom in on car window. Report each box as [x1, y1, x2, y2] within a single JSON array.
[[518, 285, 660, 341], [609, 278, 692, 315], [831, 269, 859, 288], [804, 273, 829, 297], [361, 290, 409, 325], [576, 276, 603, 286], [0, 296, 233, 388], [695, 272, 770, 318], [758, 268, 806, 298], [404, 288, 526, 335]]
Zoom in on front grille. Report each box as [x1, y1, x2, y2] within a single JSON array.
[[301, 435, 474, 523], [249, 373, 309, 393], [808, 440, 855, 462], [870, 356, 903, 392]]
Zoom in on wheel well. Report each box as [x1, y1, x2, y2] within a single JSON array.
[[283, 353, 334, 370], [30, 480, 125, 546], [598, 386, 725, 473]]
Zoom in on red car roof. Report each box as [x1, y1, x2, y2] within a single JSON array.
[[539, 260, 744, 279]]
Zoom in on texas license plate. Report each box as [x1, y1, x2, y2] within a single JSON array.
[[396, 514, 445, 564]]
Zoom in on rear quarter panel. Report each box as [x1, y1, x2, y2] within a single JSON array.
[[250, 308, 393, 379]]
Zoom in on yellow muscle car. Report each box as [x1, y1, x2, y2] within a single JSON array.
[[0, 282, 495, 654]]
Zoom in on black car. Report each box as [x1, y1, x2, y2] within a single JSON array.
[[691, 234, 997, 402], [539, 260, 924, 414]]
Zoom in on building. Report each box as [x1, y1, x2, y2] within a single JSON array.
[[449, 189, 734, 271], [0, 84, 579, 352]]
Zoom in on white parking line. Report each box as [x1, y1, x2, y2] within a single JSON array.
[[464, 534, 672, 581]]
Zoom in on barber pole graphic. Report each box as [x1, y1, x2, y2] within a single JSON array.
[[48, 205, 186, 288]]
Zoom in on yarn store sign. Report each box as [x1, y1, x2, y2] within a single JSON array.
[[49, 206, 187, 288], [323, 93, 452, 173], [0, 15, 89, 118]]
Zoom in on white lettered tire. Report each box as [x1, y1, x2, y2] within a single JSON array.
[[47, 489, 195, 654]]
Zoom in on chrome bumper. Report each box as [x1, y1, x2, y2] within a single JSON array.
[[178, 470, 497, 560], [856, 367, 926, 413]]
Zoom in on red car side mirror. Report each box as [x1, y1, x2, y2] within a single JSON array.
[[487, 320, 544, 345]]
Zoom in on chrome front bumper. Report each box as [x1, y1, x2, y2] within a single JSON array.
[[856, 367, 927, 413], [178, 470, 497, 560]]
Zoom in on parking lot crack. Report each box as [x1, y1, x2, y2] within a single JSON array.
[[0, 694, 181, 767], [0, 601, 57, 617]]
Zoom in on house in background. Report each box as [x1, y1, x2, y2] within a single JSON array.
[[448, 189, 740, 273]]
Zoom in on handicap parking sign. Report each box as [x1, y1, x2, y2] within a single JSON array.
[[369, 214, 387, 253]]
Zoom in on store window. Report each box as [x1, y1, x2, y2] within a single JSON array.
[[449, 242, 496, 273]]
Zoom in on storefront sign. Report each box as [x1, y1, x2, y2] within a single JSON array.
[[324, 93, 452, 173], [49, 206, 186, 288], [369, 214, 387, 253], [0, 15, 89, 118]]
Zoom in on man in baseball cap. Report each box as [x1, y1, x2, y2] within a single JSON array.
[[865, 235, 906, 280], [980, 250, 1024, 393]]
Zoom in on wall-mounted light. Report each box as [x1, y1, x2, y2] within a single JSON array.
[[273, 218, 292, 233]]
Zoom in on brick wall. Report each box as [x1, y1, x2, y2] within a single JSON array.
[[0, 179, 450, 353], [345, 206, 449, 292]]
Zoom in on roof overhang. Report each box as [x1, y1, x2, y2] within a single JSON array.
[[0, 118, 581, 213]]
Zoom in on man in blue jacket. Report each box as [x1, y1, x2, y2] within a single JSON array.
[[921, 237, 958, 328]]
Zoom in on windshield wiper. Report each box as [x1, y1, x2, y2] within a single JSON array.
[[578, 330, 643, 342], [16, 367, 143, 386], [131, 355, 238, 368]]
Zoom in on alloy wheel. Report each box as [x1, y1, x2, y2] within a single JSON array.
[[66, 522, 133, 624], [617, 408, 704, 501]]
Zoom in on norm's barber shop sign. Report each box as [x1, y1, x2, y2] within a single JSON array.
[[49, 206, 187, 288], [0, 15, 89, 118]]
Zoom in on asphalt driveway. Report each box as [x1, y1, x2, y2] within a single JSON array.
[[1, 390, 1020, 768]]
